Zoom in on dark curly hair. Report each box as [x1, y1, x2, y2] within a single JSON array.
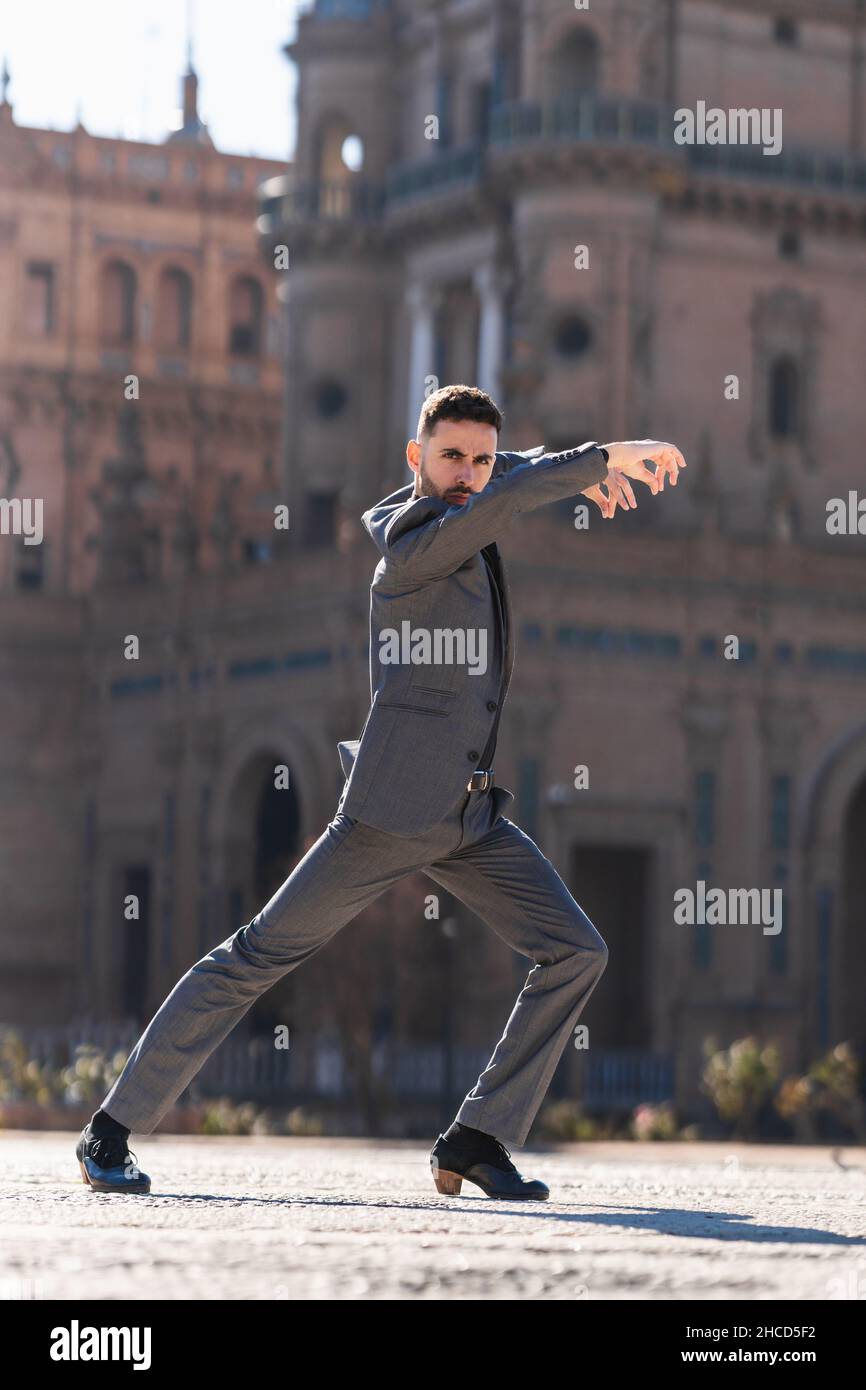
[[416, 384, 503, 442]]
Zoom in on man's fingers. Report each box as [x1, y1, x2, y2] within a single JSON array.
[[662, 449, 680, 484], [631, 461, 660, 492], [643, 449, 684, 487], [656, 446, 686, 483], [607, 472, 632, 513], [584, 484, 610, 517], [600, 442, 686, 503]]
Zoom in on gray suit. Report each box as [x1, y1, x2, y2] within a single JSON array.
[[101, 442, 610, 1149], [337, 441, 608, 833]]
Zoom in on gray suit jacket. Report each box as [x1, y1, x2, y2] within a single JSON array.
[[335, 441, 609, 835]]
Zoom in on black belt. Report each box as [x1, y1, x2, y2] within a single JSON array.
[[467, 768, 495, 792]]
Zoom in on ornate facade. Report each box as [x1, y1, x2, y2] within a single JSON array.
[[3, 1, 866, 1122]]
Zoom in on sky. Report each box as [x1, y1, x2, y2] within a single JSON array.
[[1, 0, 303, 161]]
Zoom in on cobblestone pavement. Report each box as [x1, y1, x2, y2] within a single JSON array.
[[2, 1132, 865, 1301]]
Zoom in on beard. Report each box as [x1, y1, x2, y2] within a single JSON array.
[[416, 459, 471, 504]]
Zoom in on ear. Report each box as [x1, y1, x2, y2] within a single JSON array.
[[406, 438, 421, 472]]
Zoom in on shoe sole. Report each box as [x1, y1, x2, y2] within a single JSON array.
[[431, 1166, 548, 1200], [78, 1157, 151, 1194]]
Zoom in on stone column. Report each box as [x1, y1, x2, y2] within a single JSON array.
[[473, 263, 507, 401], [405, 283, 441, 441]]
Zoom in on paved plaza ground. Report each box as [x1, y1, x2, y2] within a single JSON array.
[[2, 1132, 865, 1301]]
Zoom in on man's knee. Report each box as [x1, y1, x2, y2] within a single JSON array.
[[570, 904, 608, 972], [543, 914, 608, 973], [571, 916, 608, 976]]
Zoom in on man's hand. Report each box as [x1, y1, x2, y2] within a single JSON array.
[[582, 439, 687, 519]]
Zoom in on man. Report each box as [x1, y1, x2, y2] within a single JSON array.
[[77, 384, 685, 1201]]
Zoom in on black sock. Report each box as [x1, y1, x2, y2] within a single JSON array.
[[444, 1121, 495, 1145], [89, 1108, 130, 1141]]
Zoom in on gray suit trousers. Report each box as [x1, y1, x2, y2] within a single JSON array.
[[102, 785, 608, 1148]]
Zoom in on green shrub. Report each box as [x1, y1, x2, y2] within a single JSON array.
[[701, 1035, 781, 1139], [775, 1043, 865, 1142]]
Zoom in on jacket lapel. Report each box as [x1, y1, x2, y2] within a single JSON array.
[[373, 484, 516, 695], [484, 541, 514, 695]]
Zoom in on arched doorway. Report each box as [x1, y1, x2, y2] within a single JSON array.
[[224, 751, 302, 931], [222, 750, 303, 1034], [840, 775, 866, 1051], [802, 720, 866, 1056]]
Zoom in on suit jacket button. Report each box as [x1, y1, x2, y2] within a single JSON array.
[[486, 701, 497, 711], [468, 750, 479, 761]]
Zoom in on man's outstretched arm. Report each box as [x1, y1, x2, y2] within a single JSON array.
[[365, 439, 685, 583], [368, 442, 609, 583]]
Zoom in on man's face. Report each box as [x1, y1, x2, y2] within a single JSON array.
[[407, 418, 498, 506]]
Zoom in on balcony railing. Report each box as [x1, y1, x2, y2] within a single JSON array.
[[490, 95, 671, 148], [260, 178, 386, 225], [687, 139, 866, 193], [385, 143, 484, 204], [257, 97, 866, 233], [492, 96, 866, 195]]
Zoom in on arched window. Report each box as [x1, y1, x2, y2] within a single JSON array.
[[100, 260, 136, 344], [228, 276, 264, 357], [769, 355, 800, 438], [155, 267, 193, 350], [312, 113, 365, 217], [548, 28, 601, 99]]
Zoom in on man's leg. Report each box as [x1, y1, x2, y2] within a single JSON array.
[[101, 812, 434, 1135], [424, 815, 608, 1149]]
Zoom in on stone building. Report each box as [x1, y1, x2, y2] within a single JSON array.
[[2, 0, 866, 1127], [0, 54, 288, 1021], [258, 0, 866, 1112]]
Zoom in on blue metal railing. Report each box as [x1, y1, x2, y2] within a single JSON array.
[[386, 143, 484, 202], [490, 95, 670, 147], [688, 139, 866, 192], [580, 1048, 675, 1110], [257, 96, 866, 231], [260, 179, 386, 224]]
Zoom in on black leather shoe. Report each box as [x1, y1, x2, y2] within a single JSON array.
[[429, 1130, 549, 1200], [75, 1125, 151, 1194]]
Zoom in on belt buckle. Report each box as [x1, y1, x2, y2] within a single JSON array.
[[467, 768, 494, 792]]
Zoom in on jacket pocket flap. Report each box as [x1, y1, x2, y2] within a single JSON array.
[[337, 739, 360, 778]]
